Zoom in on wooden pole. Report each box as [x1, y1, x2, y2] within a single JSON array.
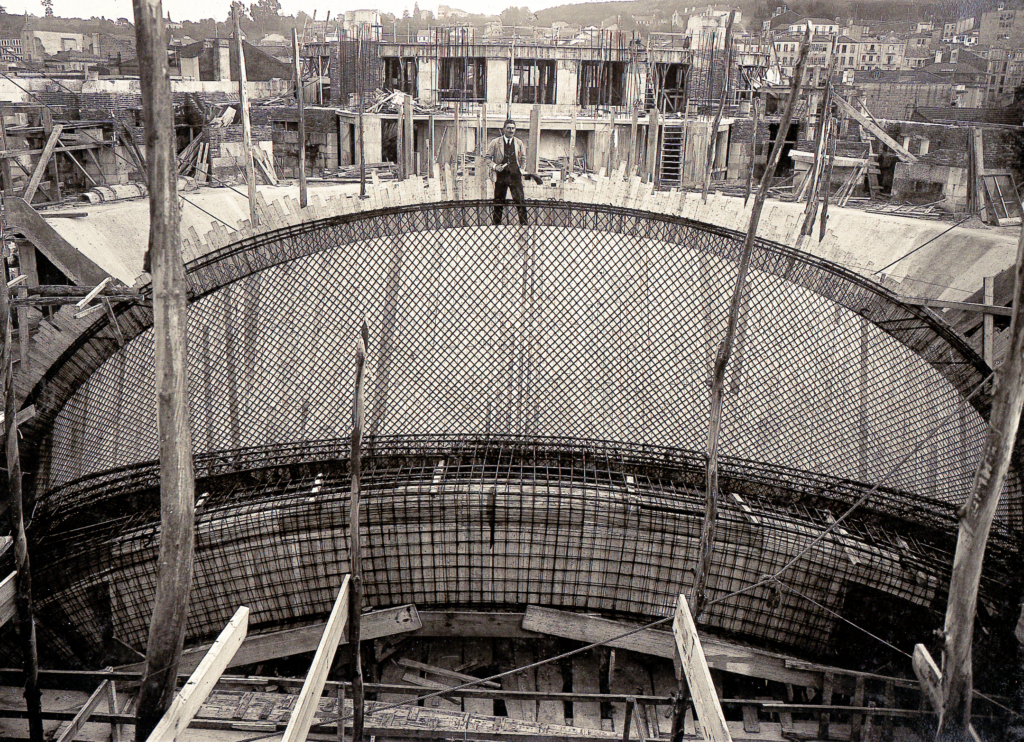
[[349, 322, 368, 742], [744, 96, 759, 206], [701, 10, 735, 203], [690, 24, 810, 625], [404, 94, 414, 179], [1, 278, 42, 742], [292, 28, 308, 208], [358, 31, 366, 199], [568, 107, 577, 178], [818, 118, 837, 242], [233, 2, 257, 225], [938, 222, 1024, 740], [132, 0, 196, 739]]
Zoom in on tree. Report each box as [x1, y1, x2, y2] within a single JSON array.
[[41, 0, 52, 16], [249, 0, 281, 35], [402, 7, 410, 19], [1015, 83, 1024, 104], [413, 1, 420, 19]]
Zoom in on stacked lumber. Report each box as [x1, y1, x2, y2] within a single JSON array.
[[360, 88, 447, 115]]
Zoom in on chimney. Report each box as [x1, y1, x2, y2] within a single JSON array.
[[934, 49, 942, 63]]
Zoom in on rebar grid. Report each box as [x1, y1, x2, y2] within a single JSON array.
[[21, 439, 1013, 669], [14, 200, 1020, 668]]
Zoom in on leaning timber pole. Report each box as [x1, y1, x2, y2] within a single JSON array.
[[938, 220, 1024, 741], [1, 280, 42, 742], [691, 23, 811, 624], [133, 0, 196, 738], [349, 322, 368, 742], [671, 27, 812, 742]]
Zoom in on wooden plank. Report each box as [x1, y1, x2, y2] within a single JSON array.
[[571, 651, 602, 731], [55, 680, 110, 742], [528, 106, 541, 174], [462, 639, 494, 716], [817, 670, 833, 740], [23, 124, 63, 202], [899, 296, 1012, 317], [741, 705, 759, 734], [522, 606, 818, 688], [120, 604, 420, 674], [983, 277, 994, 367], [281, 575, 350, 742], [0, 572, 14, 627], [535, 648, 564, 726], [832, 95, 917, 163], [671, 594, 731, 742], [396, 658, 500, 688], [144, 606, 249, 742]]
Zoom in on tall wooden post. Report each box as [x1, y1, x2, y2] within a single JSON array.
[[744, 96, 759, 206], [1, 278, 42, 742], [233, 2, 258, 225], [403, 94, 414, 179], [938, 223, 1024, 741], [358, 31, 366, 199], [349, 323, 368, 742], [292, 28, 308, 208], [627, 108, 639, 175], [132, 0, 196, 739], [691, 24, 810, 623]]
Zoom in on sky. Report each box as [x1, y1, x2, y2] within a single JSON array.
[[2, 0, 566, 23]]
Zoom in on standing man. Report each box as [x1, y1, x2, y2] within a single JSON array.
[[485, 118, 528, 226]]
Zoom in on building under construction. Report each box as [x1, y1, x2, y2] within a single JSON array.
[[0, 10, 1023, 742]]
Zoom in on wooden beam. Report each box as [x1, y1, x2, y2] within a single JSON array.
[[0, 572, 14, 627], [132, 0, 196, 737], [2, 236, 42, 742], [144, 606, 249, 742], [5, 197, 109, 285], [396, 658, 501, 688], [693, 23, 810, 625], [349, 323, 368, 742], [938, 221, 1024, 740], [521, 606, 819, 688], [831, 95, 917, 163], [404, 94, 415, 179], [281, 574, 351, 742], [912, 645, 980, 742], [116, 604, 421, 674], [644, 108, 659, 185], [671, 595, 732, 742], [627, 108, 638, 175], [292, 27, 307, 208], [983, 276, 995, 367], [55, 680, 111, 742], [22, 124, 63, 203], [899, 296, 1012, 317], [233, 2, 257, 225]]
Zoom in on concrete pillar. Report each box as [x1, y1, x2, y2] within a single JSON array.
[[362, 114, 384, 164], [486, 56, 509, 109], [215, 39, 231, 82], [181, 56, 200, 80], [417, 56, 437, 105], [555, 59, 578, 106]]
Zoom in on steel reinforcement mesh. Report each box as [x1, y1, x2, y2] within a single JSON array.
[[22, 440, 1016, 668], [16, 201, 1021, 665]]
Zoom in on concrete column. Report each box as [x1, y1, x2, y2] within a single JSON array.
[[417, 56, 437, 106], [486, 56, 509, 109], [555, 59, 578, 106], [362, 114, 384, 164], [215, 39, 231, 81]]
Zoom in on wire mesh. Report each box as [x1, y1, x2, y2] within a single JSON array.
[[15, 200, 1020, 667]]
